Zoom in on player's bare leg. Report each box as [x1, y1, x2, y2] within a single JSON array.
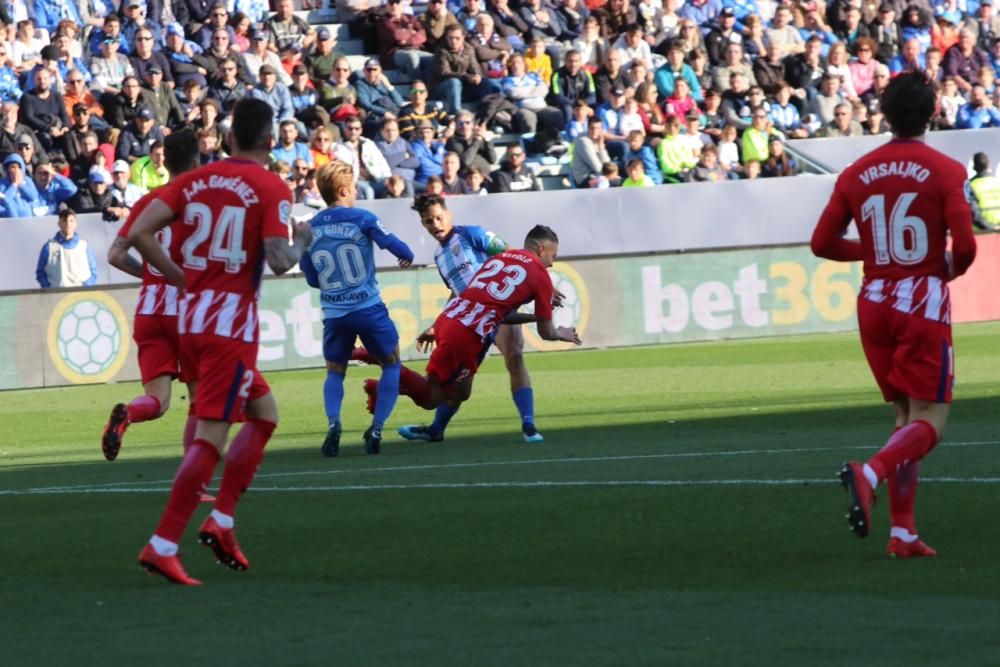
[[200, 394, 279, 571], [102, 375, 172, 461], [495, 324, 541, 443]]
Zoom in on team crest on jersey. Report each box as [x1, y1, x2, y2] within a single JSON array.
[[451, 243, 462, 257], [278, 200, 292, 226]]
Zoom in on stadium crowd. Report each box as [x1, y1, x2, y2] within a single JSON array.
[[1, 0, 999, 218]]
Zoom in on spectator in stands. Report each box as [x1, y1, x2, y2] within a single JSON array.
[[654, 44, 702, 102], [705, 7, 742, 66], [439, 151, 471, 195], [598, 0, 638, 42], [0, 103, 43, 163], [196, 28, 253, 86], [34, 0, 84, 36], [956, 83, 1000, 128], [243, 29, 288, 86], [934, 12, 962, 54], [713, 42, 756, 92], [720, 71, 753, 128], [334, 117, 393, 199], [309, 126, 337, 166], [36, 209, 97, 288], [761, 137, 798, 177], [657, 114, 697, 182], [596, 49, 632, 104], [489, 0, 530, 53], [376, 118, 419, 193], [143, 67, 184, 132], [174, 0, 215, 35], [519, 0, 562, 44], [63, 72, 106, 132], [741, 106, 777, 164], [944, 29, 991, 94], [969, 1, 1000, 53], [266, 0, 316, 52], [410, 119, 447, 190], [424, 175, 446, 195], [52, 32, 90, 86], [558, 0, 591, 42], [501, 52, 551, 133], [130, 27, 174, 89], [357, 57, 405, 129], [19, 69, 70, 152], [469, 13, 513, 83], [799, 3, 838, 57], [445, 110, 496, 174], [194, 3, 236, 52], [108, 159, 144, 219], [630, 82, 662, 137], [306, 26, 343, 85], [0, 44, 22, 104], [14, 136, 41, 175], [969, 150, 1000, 230], [318, 56, 360, 123], [767, 6, 805, 55], [32, 160, 77, 215], [848, 37, 878, 99], [117, 107, 165, 165], [130, 140, 169, 191], [250, 64, 295, 127], [0, 153, 40, 217], [692, 144, 727, 181], [208, 58, 248, 120], [826, 42, 858, 100], [664, 78, 697, 118], [596, 84, 630, 150], [549, 49, 597, 120], [66, 130, 99, 186], [938, 76, 965, 128], [422, 0, 460, 54], [272, 119, 314, 167], [834, 5, 870, 51], [278, 42, 305, 82], [198, 128, 224, 164], [463, 165, 488, 194], [110, 76, 155, 130], [923, 45, 943, 83], [525, 36, 555, 84], [889, 37, 925, 75], [862, 62, 891, 108], [622, 128, 661, 184], [808, 73, 843, 126], [378, 0, 432, 81], [70, 167, 115, 213], [432, 25, 501, 115], [490, 144, 541, 192], [288, 63, 330, 132], [163, 23, 208, 89], [769, 82, 809, 137], [869, 3, 902, 62], [573, 15, 609, 73], [21, 45, 64, 96], [122, 1, 164, 51], [620, 157, 652, 187], [90, 34, 135, 105], [753, 42, 786, 97], [230, 11, 253, 53], [12, 19, 46, 73], [571, 116, 610, 187], [785, 35, 826, 102]]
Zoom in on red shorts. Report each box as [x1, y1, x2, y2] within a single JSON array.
[[133, 315, 190, 385], [425, 317, 487, 389], [858, 297, 954, 403], [179, 333, 270, 422]]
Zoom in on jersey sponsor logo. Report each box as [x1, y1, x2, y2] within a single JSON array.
[[47, 292, 131, 384], [278, 200, 292, 226], [320, 289, 371, 304]]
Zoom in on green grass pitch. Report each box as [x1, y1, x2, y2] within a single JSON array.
[[2, 324, 999, 665]]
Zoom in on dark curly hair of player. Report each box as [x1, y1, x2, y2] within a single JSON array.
[[880, 71, 936, 139], [411, 193, 447, 215]]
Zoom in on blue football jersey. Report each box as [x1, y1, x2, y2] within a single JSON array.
[[434, 225, 506, 295], [300, 206, 399, 319]]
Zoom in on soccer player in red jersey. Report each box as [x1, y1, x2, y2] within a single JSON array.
[[811, 72, 977, 559], [102, 130, 201, 462], [375, 225, 581, 435], [128, 99, 313, 585]]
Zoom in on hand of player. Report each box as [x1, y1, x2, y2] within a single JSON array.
[[552, 288, 566, 308], [416, 327, 436, 353], [556, 326, 581, 345], [292, 220, 313, 247]]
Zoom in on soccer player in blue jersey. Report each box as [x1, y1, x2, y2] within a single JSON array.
[[300, 161, 414, 456], [400, 193, 549, 443]]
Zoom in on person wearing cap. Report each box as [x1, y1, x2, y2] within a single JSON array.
[[105, 158, 145, 221], [0, 153, 41, 218], [162, 23, 209, 90], [933, 10, 963, 54], [968, 0, 1000, 52], [761, 135, 798, 178], [88, 15, 129, 59], [249, 63, 295, 129], [18, 68, 71, 152], [704, 6, 742, 66], [130, 27, 175, 88], [32, 158, 78, 215], [378, 0, 432, 81], [194, 3, 237, 52], [305, 25, 345, 84], [242, 29, 289, 86], [943, 29, 991, 93], [289, 62, 331, 131], [719, 0, 758, 33], [35, 209, 97, 289], [69, 165, 115, 213], [142, 66, 185, 131], [356, 58, 405, 127], [868, 3, 902, 62], [122, 0, 165, 54], [265, 0, 316, 53], [431, 24, 502, 115], [90, 31, 137, 106], [117, 107, 165, 163]]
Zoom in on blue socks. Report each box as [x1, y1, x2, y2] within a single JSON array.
[[429, 403, 458, 437], [324, 370, 345, 427], [372, 362, 401, 437], [512, 387, 535, 431]]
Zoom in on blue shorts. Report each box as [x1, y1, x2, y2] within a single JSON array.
[[323, 302, 399, 364]]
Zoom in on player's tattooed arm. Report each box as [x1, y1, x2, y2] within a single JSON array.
[[536, 318, 582, 345], [265, 221, 313, 275], [107, 237, 144, 278]]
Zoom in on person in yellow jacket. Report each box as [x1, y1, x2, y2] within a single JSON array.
[[129, 141, 169, 193], [741, 107, 782, 165], [970, 151, 1000, 231], [657, 115, 698, 183]]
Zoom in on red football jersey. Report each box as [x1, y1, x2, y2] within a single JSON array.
[[118, 189, 183, 317], [438, 248, 555, 340], [157, 158, 293, 343], [814, 139, 975, 282]]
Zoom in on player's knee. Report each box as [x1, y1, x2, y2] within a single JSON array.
[[326, 360, 347, 375]]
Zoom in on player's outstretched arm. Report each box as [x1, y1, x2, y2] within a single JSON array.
[[536, 318, 582, 345], [128, 199, 184, 287], [265, 221, 313, 276], [107, 237, 144, 279]]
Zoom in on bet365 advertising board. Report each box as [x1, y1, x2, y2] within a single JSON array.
[[4, 236, 998, 389]]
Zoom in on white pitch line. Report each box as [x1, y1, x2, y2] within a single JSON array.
[[5, 476, 1000, 496], [20, 438, 998, 494]]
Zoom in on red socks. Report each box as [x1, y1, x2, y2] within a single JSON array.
[[868, 420, 939, 482], [214, 419, 276, 518], [888, 461, 921, 533], [399, 365, 433, 408], [154, 439, 220, 543], [127, 395, 161, 423]]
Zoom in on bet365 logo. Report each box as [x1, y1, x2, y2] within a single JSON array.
[[47, 293, 130, 384], [523, 262, 589, 351]]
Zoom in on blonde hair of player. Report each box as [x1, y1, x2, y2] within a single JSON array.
[[316, 160, 357, 207]]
